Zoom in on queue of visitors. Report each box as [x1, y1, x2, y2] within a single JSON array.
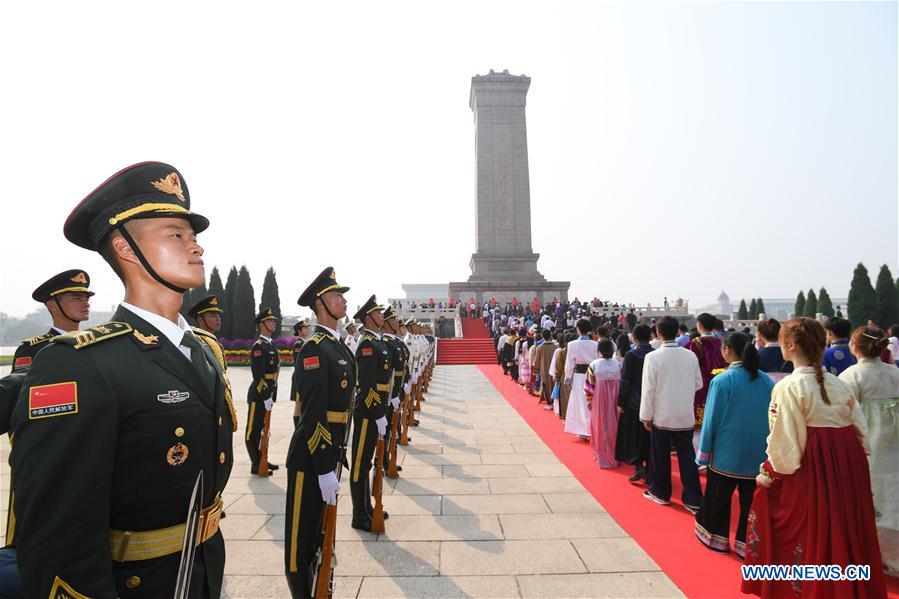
[[491, 305, 898, 597]]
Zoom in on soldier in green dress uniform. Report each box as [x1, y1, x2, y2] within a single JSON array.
[[10, 270, 94, 374], [246, 307, 280, 475], [349, 295, 391, 531], [9, 161, 234, 598], [379, 306, 408, 475], [283, 267, 356, 597]]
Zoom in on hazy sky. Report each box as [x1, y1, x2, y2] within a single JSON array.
[[1, 1, 896, 319]]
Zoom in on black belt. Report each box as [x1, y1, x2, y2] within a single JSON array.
[[574, 364, 588, 374]]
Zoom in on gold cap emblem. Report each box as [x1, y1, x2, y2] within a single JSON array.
[[329, 269, 337, 280], [150, 172, 185, 202], [70, 272, 87, 284], [209, 297, 218, 305]]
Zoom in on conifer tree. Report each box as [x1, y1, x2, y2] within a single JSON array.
[[738, 299, 749, 320], [756, 298, 766, 317], [222, 266, 238, 338], [748, 298, 758, 319], [259, 267, 283, 337], [234, 266, 256, 339], [817, 288, 834, 318], [804, 289, 818, 318], [875, 264, 899, 327], [847, 263, 877, 327], [794, 291, 806, 318]]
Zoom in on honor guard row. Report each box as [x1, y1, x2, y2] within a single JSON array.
[[0, 161, 438, 599]]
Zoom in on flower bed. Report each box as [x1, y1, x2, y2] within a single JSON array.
[[221, 338, 296, 366]]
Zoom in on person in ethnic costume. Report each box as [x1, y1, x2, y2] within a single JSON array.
[[742, 318, 886, 598], [584, 339, 621, 468], [564, 319, 597, 439], [685, 313, 727, 451], [615, 324, 654, 483], [694, 332, 772, 558], [533, 329, 557, 409], [839, 325, 899, 574]]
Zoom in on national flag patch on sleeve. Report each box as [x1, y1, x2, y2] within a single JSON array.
[[13, 356, 32, 369], [361, 348, 373, 356], [303, 356, 320, 370], [253, 350, 262, 357], [29, 382, 78, 420]]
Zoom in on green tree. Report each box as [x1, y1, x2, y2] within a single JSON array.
[[738, 299, 749, 320], [847, 263, 877, 327], [233, 265, 256, 339], [259, 266, 283, 337], [875, 264, 899, 327], [804, 289, 818, 318], [817, 288, 834, 318], [756, 298, 766, 317], [208, 266, 225, 299], [222, 266, 239, 339], [748, 298, 758, 319], [794, 290, 806, 318]]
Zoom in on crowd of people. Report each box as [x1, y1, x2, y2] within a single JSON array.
[[490, 305, 899, 597]]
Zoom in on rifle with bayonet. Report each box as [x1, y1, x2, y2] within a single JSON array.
[[370, 437, 386, 533], [259, 409, 272, 477], [310, 408, 352, 598]]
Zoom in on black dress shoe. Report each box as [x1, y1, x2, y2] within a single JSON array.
[[268, 463, 280, 471], [351, 517, 373, 531], [628, 469, 647, 484], [382, 511, 389, 520], [251, 467, 275, 476], [220, 511, 227, 520]]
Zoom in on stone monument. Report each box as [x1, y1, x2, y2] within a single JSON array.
[[449, 69, 570, 306]]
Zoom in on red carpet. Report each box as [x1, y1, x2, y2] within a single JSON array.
[[478, 364, 899, 599], [437, 318, 497, 365]]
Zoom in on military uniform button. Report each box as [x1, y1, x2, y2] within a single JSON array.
[[175, 427, 185, 438], [218, 416, 223, 427], [219, 452, 226, 463], [125, 576, 141, 588]]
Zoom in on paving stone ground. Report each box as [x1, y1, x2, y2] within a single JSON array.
[[0, 364, 683, 598]]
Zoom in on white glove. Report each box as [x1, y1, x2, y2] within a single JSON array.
[[318, 471, 340, 505], [375, 416, 388, 437], [411, 375, 418, 385], [263, 399, 274, 411], [403, 383, 411, 395], [390, 396, 400, 410]]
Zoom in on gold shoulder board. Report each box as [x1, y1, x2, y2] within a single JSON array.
[[24, 333, 55, 346], [53, 322, 133, 350], [309, 332, 327, 345]]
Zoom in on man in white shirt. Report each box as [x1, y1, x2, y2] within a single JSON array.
[[639, 316, 703, 513]]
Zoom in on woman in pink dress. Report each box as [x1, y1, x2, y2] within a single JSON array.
[[585, 339, 622, 468]]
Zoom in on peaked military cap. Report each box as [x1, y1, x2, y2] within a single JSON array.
[[293, 319, 310, 335], [382, 306, 398, 321], [32, 269, 95, 302], [64, 162, 210, 251], [255, 307, 277, 324], [297, 266, 350, 307], [353, 295, 382, 322], [188, 295, 223, 318], [345, 320, 359, 330]]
